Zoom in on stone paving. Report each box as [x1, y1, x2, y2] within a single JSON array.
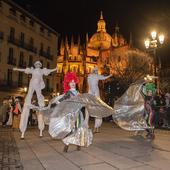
[[0, 127, 23, 170], [1, 123, 170, 170]]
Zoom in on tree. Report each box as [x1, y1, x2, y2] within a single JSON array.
[[110, 48, 153, 88]]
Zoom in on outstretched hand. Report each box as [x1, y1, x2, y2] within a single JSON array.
[[13, 68, 18, 71]]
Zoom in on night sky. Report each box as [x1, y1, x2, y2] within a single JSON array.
[[13, 0, 170, 66]]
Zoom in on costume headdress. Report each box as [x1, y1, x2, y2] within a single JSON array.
[[143, 75, 157, 95], [63, 72, 79, 93], [34, 61, 42, 67]]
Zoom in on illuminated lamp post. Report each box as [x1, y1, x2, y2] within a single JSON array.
[[144, 31, 165, 88]]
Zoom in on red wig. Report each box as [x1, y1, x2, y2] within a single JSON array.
[[63, 72, 79, 93]]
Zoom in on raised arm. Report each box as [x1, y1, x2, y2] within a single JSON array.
[[49, 67, 57, 73], [13, 68, 26, 72], [43, 67, 57, 76], [98, 74, 112, 80]]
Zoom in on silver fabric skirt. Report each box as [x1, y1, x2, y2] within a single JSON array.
[[63, 127, 93, 147], [113, 80, 151, 131]]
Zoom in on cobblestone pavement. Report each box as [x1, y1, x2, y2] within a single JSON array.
[[1, 123, 170, 170], [0, 127, 23, 170]]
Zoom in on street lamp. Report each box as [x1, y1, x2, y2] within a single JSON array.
[[23, 87, 27, 93], [144, 31, 165, 88]]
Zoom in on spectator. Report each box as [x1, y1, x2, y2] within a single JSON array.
[[0, 99, 9, 127]]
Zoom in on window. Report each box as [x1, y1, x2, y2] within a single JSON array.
[[20, 32, 25, 43], [8, 48, 14, 63], [29, 37, 34, 46], [19, 52, 24, 66], [0, 31, 3, 39], [29, 55, 33, 67], [40, 43, 44, 55], [40, 43, 44, 50], [7, 69, 12, 85], [0, 52, 2, 63], [47, 46, 51, 54], [9, 27, 15, 39], [18, 72, 23, 87], [73, 66, 77, 72]]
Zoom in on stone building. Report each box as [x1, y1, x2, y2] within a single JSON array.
[[0, 0, 59, 101]]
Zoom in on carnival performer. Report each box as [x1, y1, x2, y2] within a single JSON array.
[[141, 75, 157, 139], [13, 61, 57, 139], [48, 72, 92, 152], [87, 67, 112, 133], [113, 75, 157, 140]]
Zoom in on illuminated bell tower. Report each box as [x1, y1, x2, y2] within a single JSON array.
[[97, 11, 106, 32]]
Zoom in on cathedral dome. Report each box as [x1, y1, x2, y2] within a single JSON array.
[[89, 32, 112, 50], [88, 11, 112, 50]]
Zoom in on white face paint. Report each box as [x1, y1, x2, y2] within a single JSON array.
[[69, 80, 76, 89], [35, 64, 41, 68]]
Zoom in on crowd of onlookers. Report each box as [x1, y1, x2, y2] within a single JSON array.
[[153, 92, 170, 128], [0, 96, 38, 129]]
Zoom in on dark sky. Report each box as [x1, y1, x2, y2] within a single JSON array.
[[13, 0, 170, 66]]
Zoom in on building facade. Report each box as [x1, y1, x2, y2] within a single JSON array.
[[56, 12, 150, 94], [0, 0, 59, 101]]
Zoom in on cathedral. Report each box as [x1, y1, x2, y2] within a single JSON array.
[[56, 12, 148, 94]]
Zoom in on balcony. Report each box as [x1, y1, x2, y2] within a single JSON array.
[[8, 36, 37, 54], [8, 36, 20, 46], [39, 50, 53, 60], [8, 57, 16, 66]]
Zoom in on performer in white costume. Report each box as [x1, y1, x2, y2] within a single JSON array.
[[13, 61, 57, 139], [87, 67, 112, 133]]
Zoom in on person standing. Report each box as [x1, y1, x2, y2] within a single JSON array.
[[12, 98, 22, 129], [87, 67, 112, 133], [13, 61, 57, 139], [0, 99, 9, 126]]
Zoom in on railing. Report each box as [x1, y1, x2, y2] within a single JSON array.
[[8, 36, 37, 54], [39, 50, 53, 60]]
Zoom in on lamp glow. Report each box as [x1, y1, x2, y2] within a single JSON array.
[[151, 31, 157, 40], [24, 87, 27, 92], [144, 39, 150, 49], [159, 34, 164, 44]]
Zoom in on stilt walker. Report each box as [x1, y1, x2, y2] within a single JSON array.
[[13, 61, 57, 139], [87, 67, 112, 133]]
